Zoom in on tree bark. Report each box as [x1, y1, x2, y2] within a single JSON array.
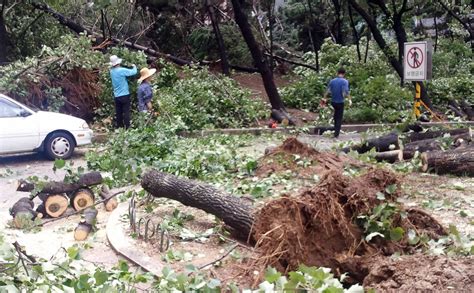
[[10, 198, 42, 228], [421, 147, 474, 176], [372, 150, 403, 163], [348, 1, 361, 62], [74, 208, 98, 241], [99, 185, 119, 212], [206, 0, 230, 75], [342, 133, 400, 154], [403, 132, 472, 159], [406, 128, 471, 143], [460, 100, 474, 120], [331, 0, 344, 44], [16, 172, 103, 194], [306, 0, 320, 71], [230, 0, 286, 110], [141, 169, 254, 241], [0, 0, 11, 64]]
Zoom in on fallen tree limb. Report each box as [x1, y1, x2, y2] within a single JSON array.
[[10, 198, 43, 228], [403, 132, 473, 160], [141, 170, 254, 241], [99, 185, 119, 211], [16, 172, 103, 194], [74, 208, 98, 241], [421, 147, 474, 176], [342, 133, 400, 154], [371, 150, 403, 163], [460, 100, 474, 121], [405, 128, 471, 142]]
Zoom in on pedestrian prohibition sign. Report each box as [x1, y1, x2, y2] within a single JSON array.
[[404, 41, 432, 81]]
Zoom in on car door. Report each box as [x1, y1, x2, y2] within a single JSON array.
[[0, 98, 40, 153]]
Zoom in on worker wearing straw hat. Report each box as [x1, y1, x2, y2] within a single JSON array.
[[137, 67, 157, 113], [109, 55, 137, 129]]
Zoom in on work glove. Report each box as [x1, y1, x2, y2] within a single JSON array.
[[348, 99, 353, 107]]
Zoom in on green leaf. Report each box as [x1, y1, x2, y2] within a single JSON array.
[[389, 227, 405, 242], [376, 192, 385, 200], [67, 246, 80, 260], [385, 184, 397, 195], [407, 229, 420, 245], [118, 260, 129, 272], [54, 159, 66, 171], [94, 270, 109, 286], [265, 267, 282, 283]]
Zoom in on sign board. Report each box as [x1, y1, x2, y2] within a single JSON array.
[[403, 41, 432, 81]]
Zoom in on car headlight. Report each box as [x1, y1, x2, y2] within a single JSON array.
[[81, 122, 90, 129]]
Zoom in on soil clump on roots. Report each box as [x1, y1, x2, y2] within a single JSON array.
[[256, 137, 362, 177], [252, 166, 448, 285]]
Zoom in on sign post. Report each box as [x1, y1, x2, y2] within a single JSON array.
[[403, 41, 433, 119]]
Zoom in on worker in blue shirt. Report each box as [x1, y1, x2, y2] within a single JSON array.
[[323, 68, 352, 138], [109, 55, 137, 129], [137, 67, 157, 113]]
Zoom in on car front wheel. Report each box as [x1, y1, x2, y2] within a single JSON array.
[[44, 132, 75, 160]]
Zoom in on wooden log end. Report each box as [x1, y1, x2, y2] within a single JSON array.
[[74, 223, 92, 241], [44, 194, 69, 218], [71, 188, 95, 211], [420, 153, 429, 172], [104, 198, 118, 212]]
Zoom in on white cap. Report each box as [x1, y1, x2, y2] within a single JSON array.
[[109, 55, 122, 67]]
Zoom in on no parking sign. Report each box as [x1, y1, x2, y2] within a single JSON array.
[[404, 41, 432, 81]]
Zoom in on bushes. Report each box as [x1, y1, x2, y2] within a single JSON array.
[[157, 66, 267, 130]]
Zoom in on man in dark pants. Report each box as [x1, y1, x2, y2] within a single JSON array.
[[109, 55, 137, 129], [324, 68, 351, 138]]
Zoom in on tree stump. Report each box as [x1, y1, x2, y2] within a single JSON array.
[[44, 194, 69, 218], [421, 147, 474, 176], [70, 188, 95, 211]]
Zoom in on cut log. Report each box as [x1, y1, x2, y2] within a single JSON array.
[[16, 172, 103, 194], [70, 188, 95, 211], [141, 170, 254, 241], [99, 185, 118, 212], [74, 208, 98, 241], [406, 128, 471, 142], [403, 132, 473, 160], [372, 150, 403, 163], [421, 147, 474, 176], [10, 198, 43, 228], [43, 194, 69, 218], [460, 100, 474, 120], [342, 133, 400, 154], [448, 100, 465, 118]]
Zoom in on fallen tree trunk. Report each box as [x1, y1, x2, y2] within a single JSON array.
[[271, 109, 295, 125], [313, 126, 335, 135], [448, 100, 465, 118], [141, 170, 254, 241], [421, 147, 474, 176], [342, 133, 400, 154], [406, 128, 471, 143], [74, 208, 98, 241], [16, 172, 103, 194], [403, 132, 473, 160]]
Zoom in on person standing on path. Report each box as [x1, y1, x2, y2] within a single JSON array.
[[137, 67, 157, 113], [109, 55, 137, 129], [323, 68, 352, 138]]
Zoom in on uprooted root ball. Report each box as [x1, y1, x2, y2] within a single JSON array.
[[252, 168, 446, 284]]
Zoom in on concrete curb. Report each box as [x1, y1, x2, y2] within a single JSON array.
[[106, 203, 163, 276], [92, 121, 474, 141]]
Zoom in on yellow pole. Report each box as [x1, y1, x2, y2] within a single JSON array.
[[413, 82, 422, 118]]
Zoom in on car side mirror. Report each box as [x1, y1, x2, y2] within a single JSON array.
[[19, 110, 31, 117]]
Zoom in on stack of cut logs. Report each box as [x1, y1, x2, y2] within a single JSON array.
[[448, 100, 474, 121], [341, 127, 473, 176], [11, 172, 118, 240]]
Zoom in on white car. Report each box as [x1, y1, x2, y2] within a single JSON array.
[[0, 94, 93, 160]]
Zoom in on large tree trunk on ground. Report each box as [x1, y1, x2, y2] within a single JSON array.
[[230, 0, 286, 111], [406, 128, 471, 143], [421, 147, 474, 176], [342, 133, 400, 154], [17, 172, 103, 194], [403, 132, 472, 160], [141, 169, 254, 241]]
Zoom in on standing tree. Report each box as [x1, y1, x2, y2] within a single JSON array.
[[0, 0, 11, 64], [230, 0, 286, 111], [205, 0, 230, 75]]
